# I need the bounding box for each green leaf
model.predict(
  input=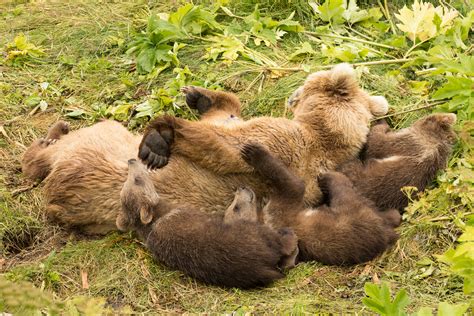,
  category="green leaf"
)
[432,77,473,100]
[136,47,157,73]
[311,0,345,24]
[415,307,433,316]
[343,0,369,24]
[437,302,470,316]
[169,3,221,34]
[391,289,410,313]
[438,55,474,77]
[458,226,474,242]
[65,109,85,118]
[24,95,42,107]
[362,298,386,315]
[289,42,316,60]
